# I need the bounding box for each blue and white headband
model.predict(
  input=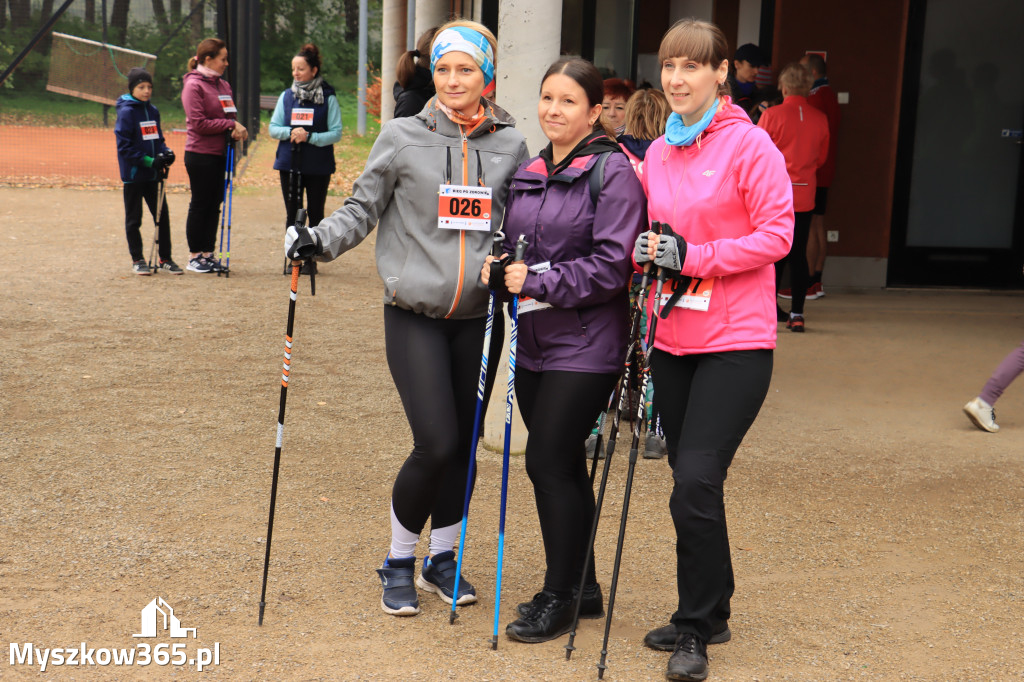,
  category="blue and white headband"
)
[430,26,495,87]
